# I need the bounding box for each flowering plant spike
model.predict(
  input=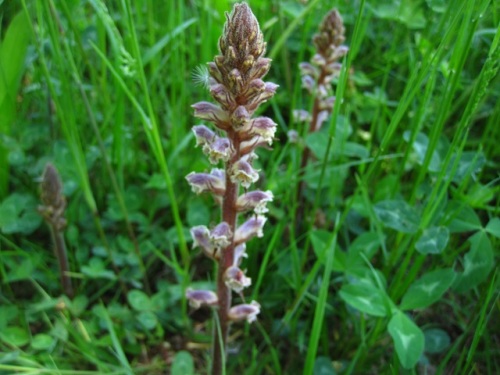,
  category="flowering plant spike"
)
[185,3,277,373]
[294,9,348,220]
